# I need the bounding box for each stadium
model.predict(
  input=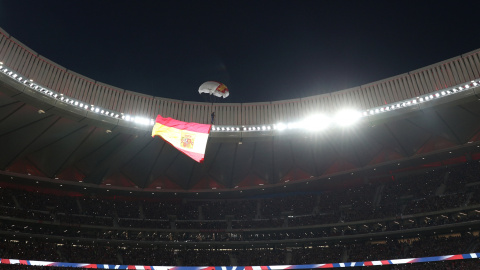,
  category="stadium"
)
[1,20,480,270]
